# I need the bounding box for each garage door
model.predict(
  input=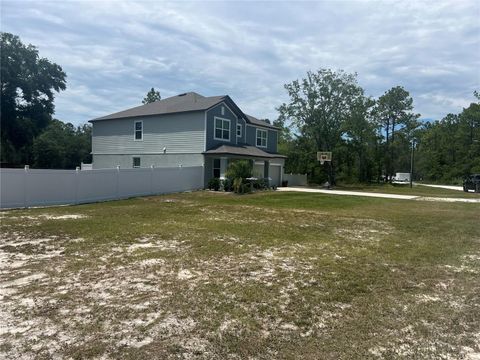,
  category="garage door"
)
[269,165,281,187]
